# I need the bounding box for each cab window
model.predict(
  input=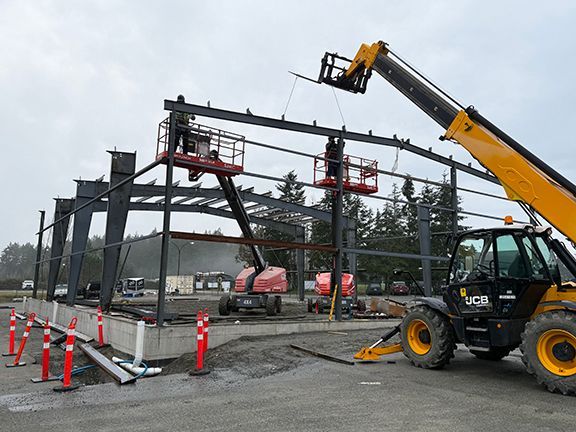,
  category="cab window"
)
[496,234,528,278]
[451,233,494,283]
[521,236,549,280]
